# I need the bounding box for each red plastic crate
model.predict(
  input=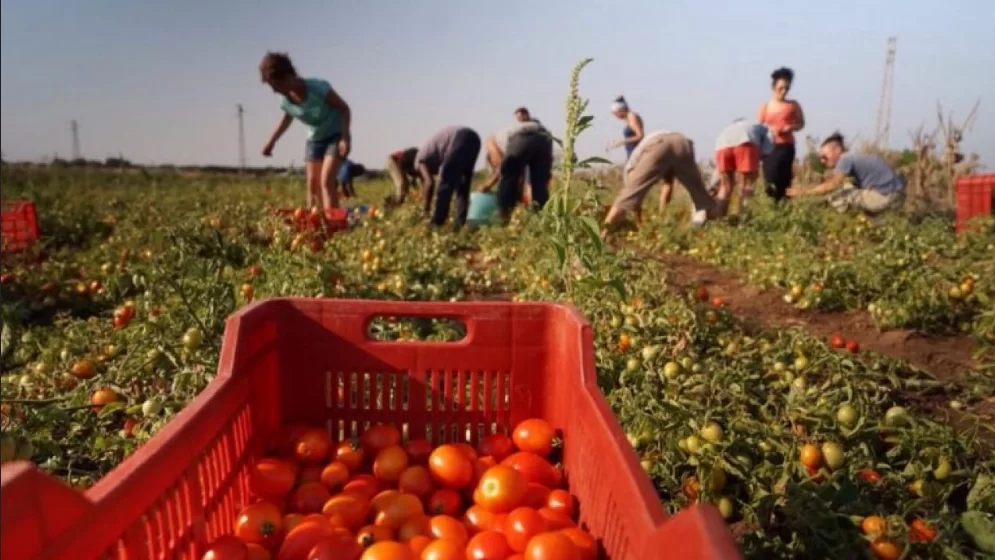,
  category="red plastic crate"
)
[0,299,740,560]
[1,200,39,253]
[274,207,348,236]
[955,173,995,232]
